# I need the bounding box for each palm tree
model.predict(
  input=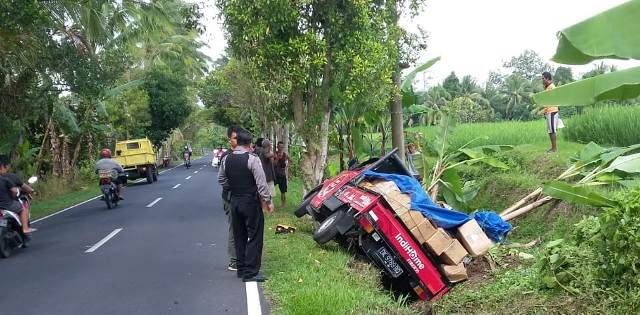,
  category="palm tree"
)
[500,74,531,119]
